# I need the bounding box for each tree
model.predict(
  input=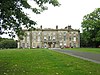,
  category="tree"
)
[80,33,86,47]
[0,0,60,39]
[0,38,17,49]
[81,8,100,47]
